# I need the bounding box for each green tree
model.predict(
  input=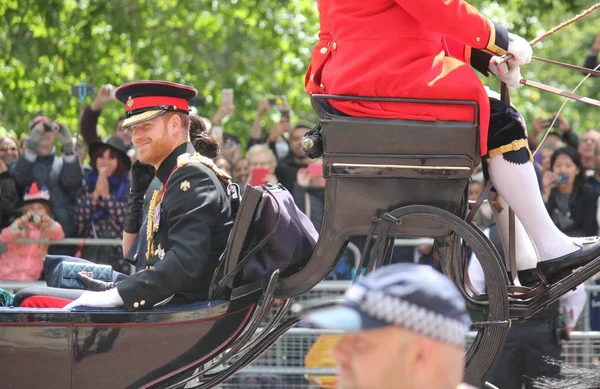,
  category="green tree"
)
[0,0,598,146]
